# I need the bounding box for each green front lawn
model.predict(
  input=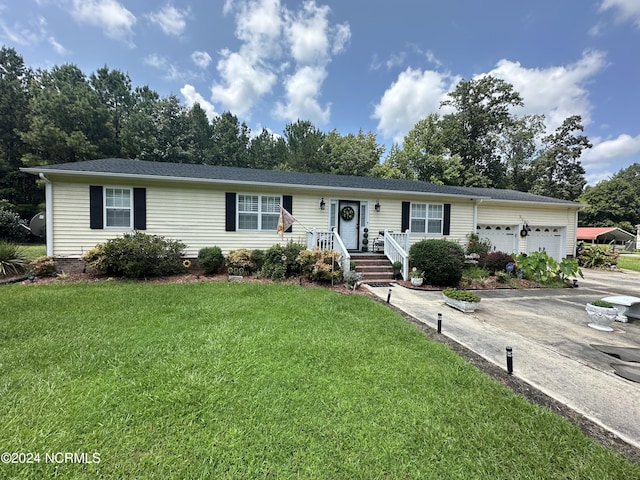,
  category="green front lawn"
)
[19,244,46,261]
[617,254,640,272]
[1,282,638,478]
